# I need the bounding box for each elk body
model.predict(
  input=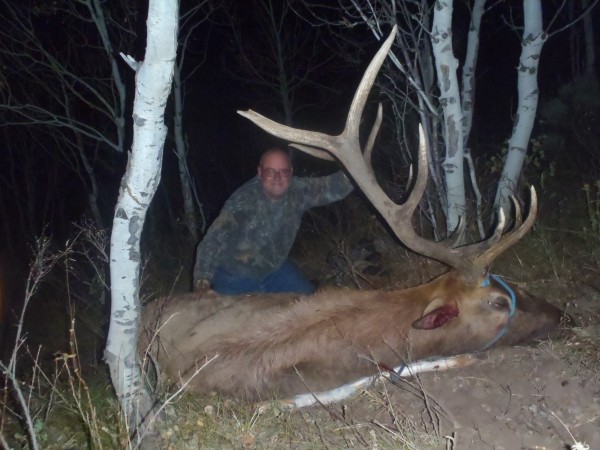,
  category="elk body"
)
[141,272,562,400]
[141,27,564,402]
